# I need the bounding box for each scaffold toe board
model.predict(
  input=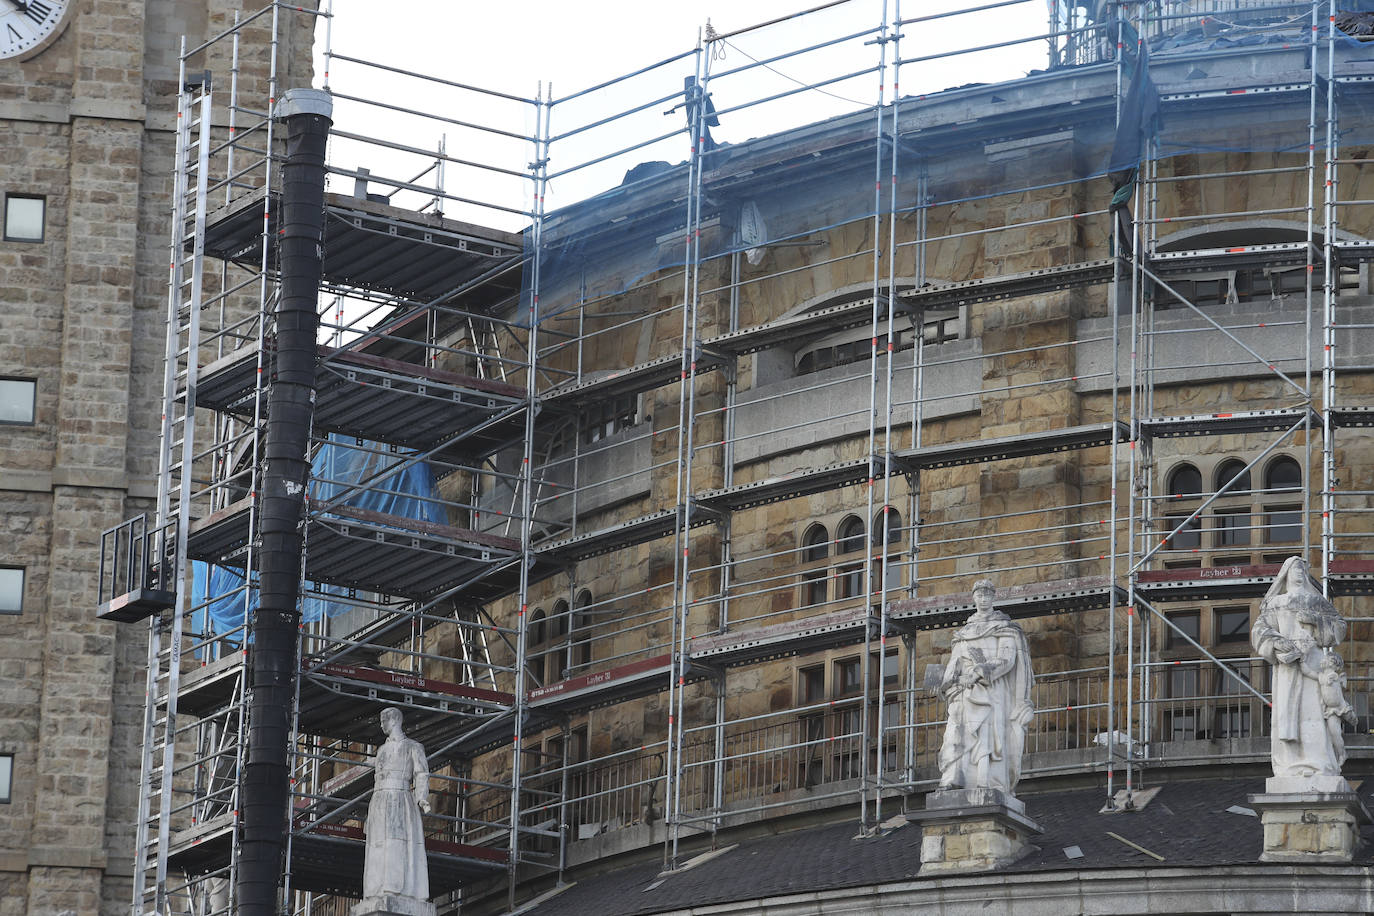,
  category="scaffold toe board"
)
[195,342,527,453]
[889,576,1121,630]
[528,654,674,715]
[1137,560,1374,601]
[199,189,524,301]
[1134,562,1281,601]
[1139,407,1319,438]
